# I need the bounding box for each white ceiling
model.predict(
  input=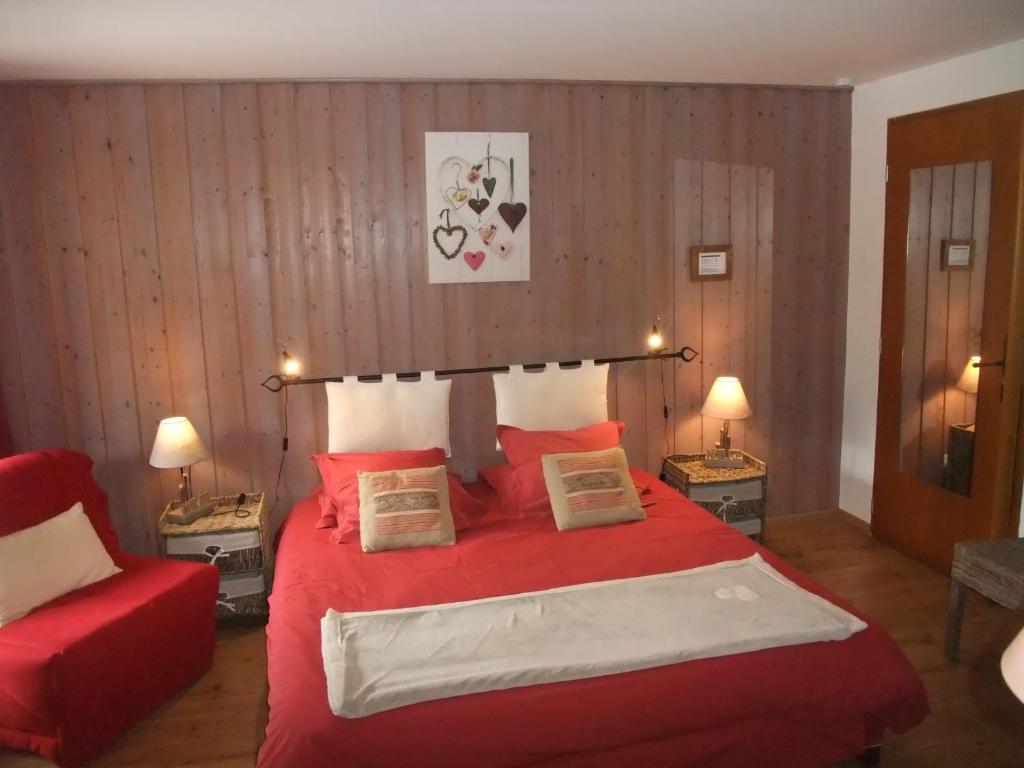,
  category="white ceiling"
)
[1,0,1023,86]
